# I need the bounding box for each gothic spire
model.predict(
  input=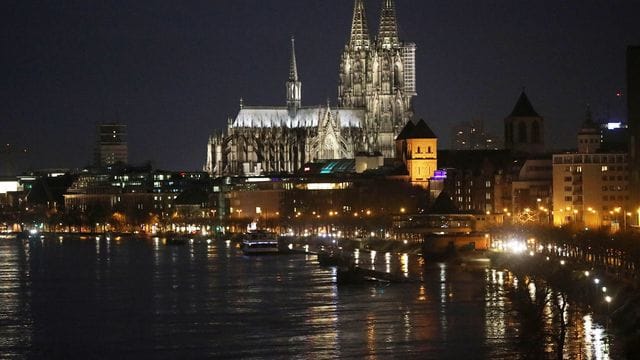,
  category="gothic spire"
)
[378,0,399,49]
[349,0,370,50]
[289,36,298,81]
[286,37,301,116]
